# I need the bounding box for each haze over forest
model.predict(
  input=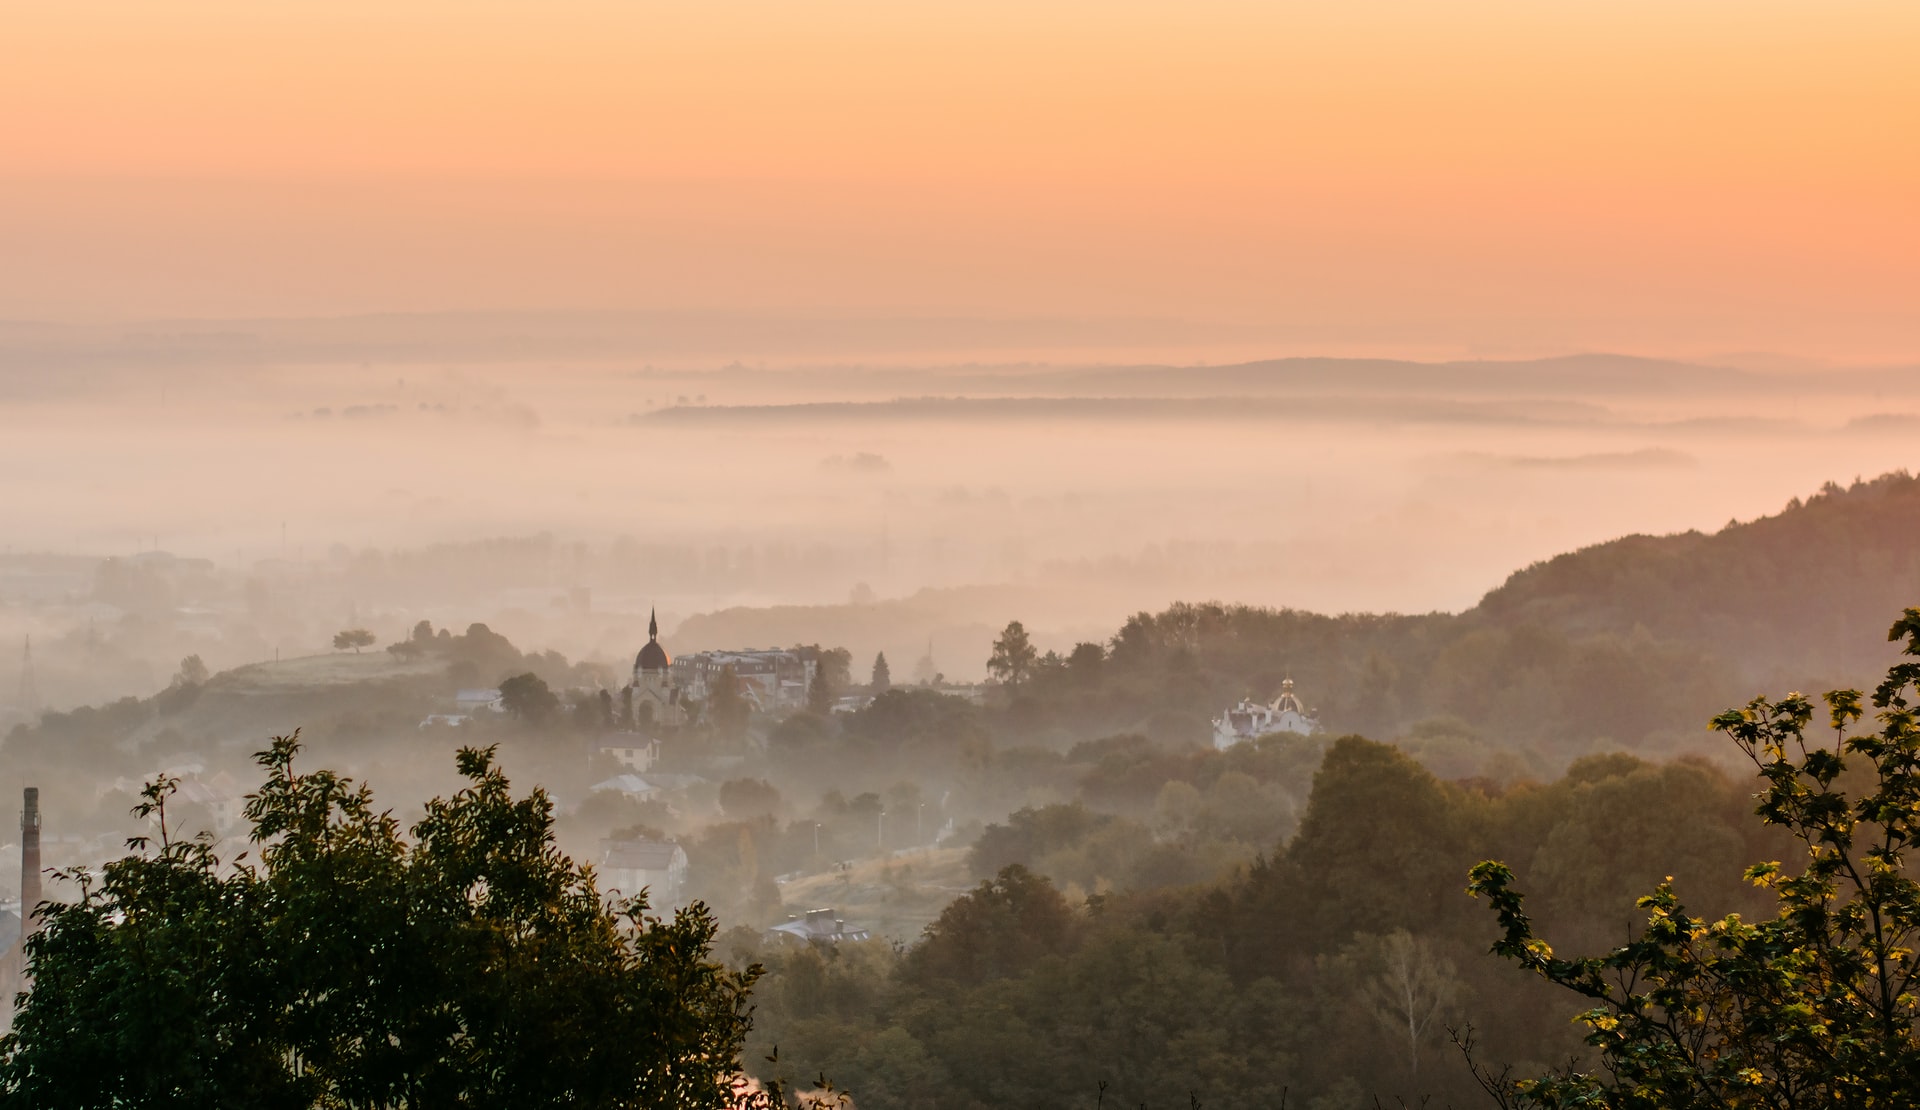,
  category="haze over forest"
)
[6,322,1920,711]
